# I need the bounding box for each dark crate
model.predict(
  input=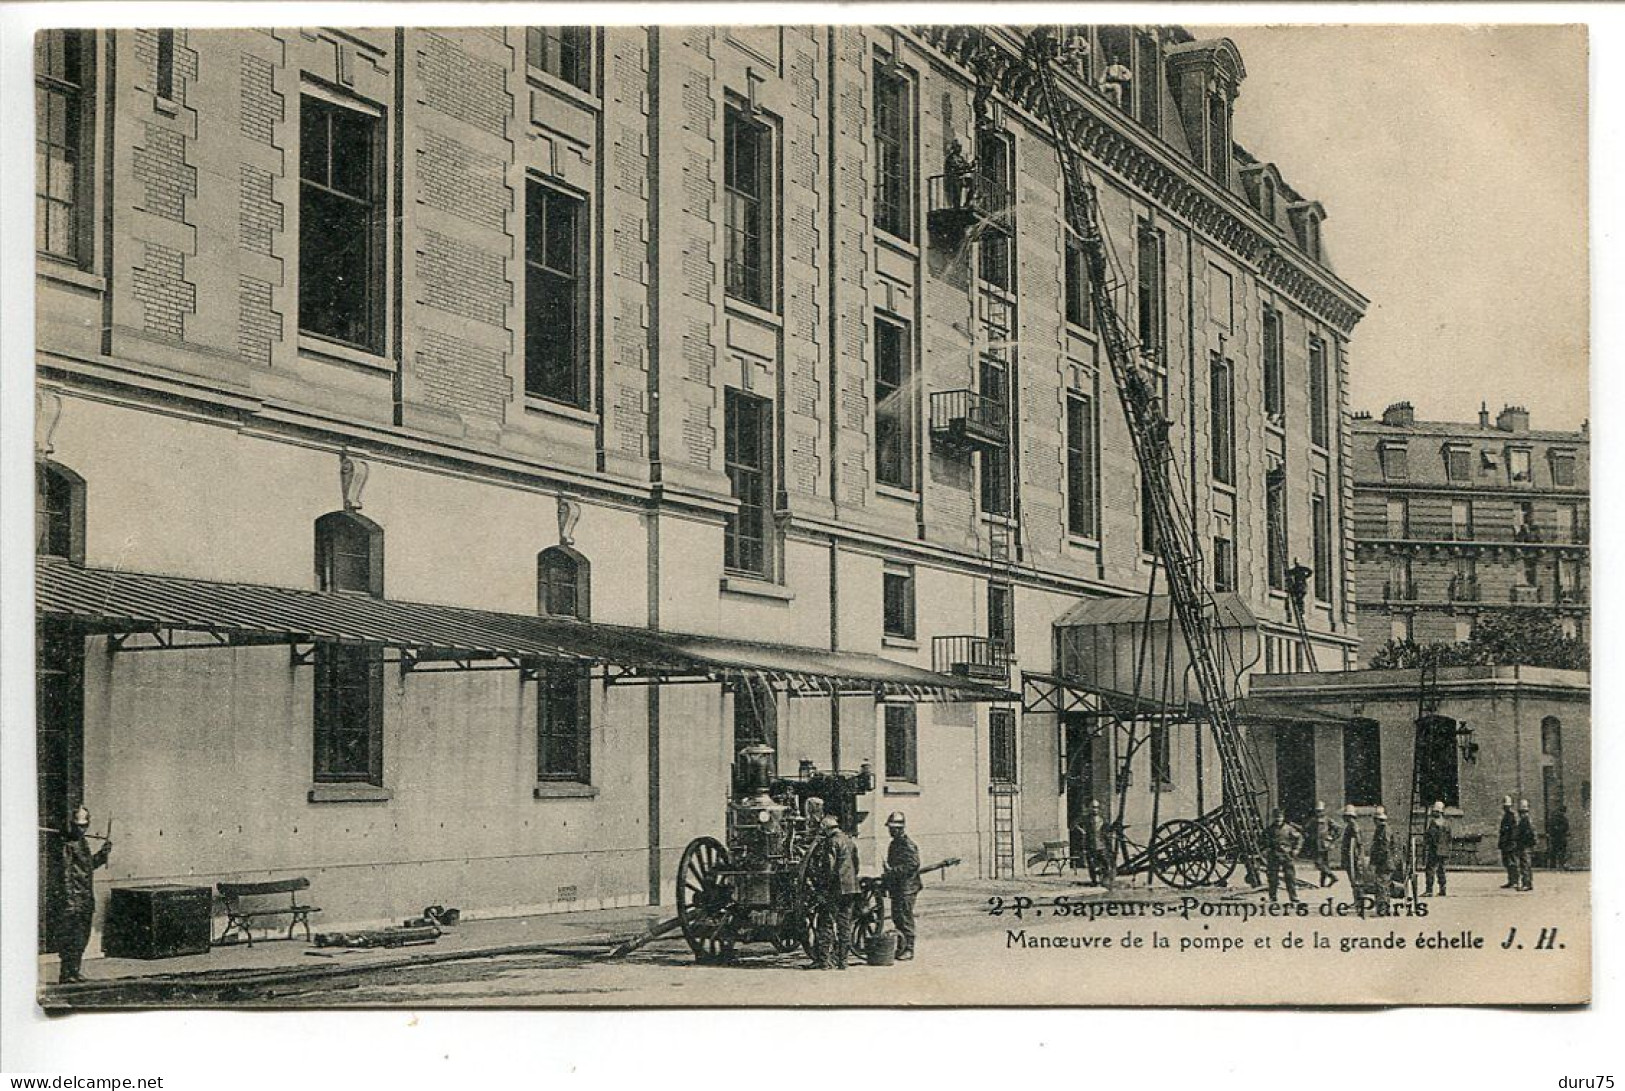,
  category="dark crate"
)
[102,884,212,959]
